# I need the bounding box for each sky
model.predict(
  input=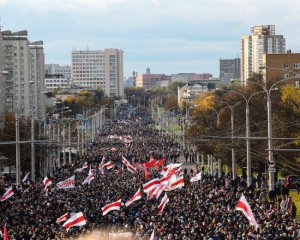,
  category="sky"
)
[1,0,300,78]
